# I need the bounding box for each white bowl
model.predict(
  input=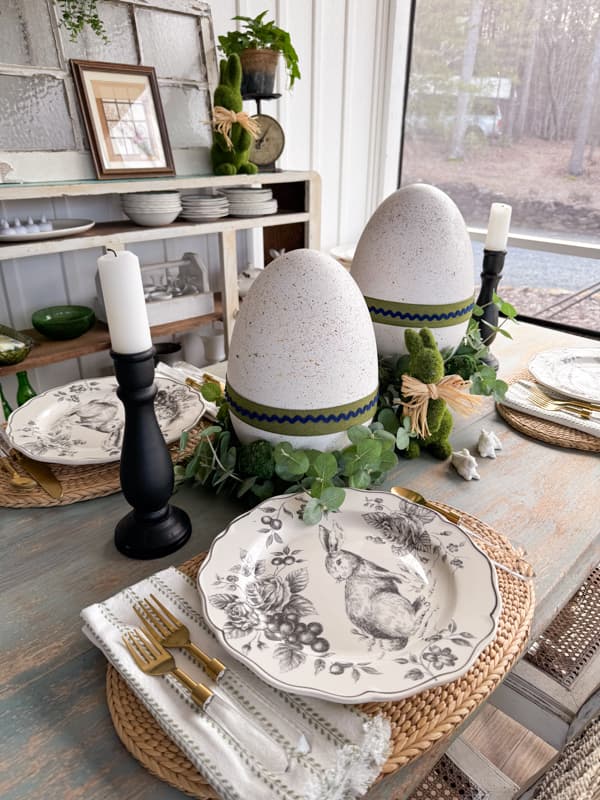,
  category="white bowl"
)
[123,209,181,226]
